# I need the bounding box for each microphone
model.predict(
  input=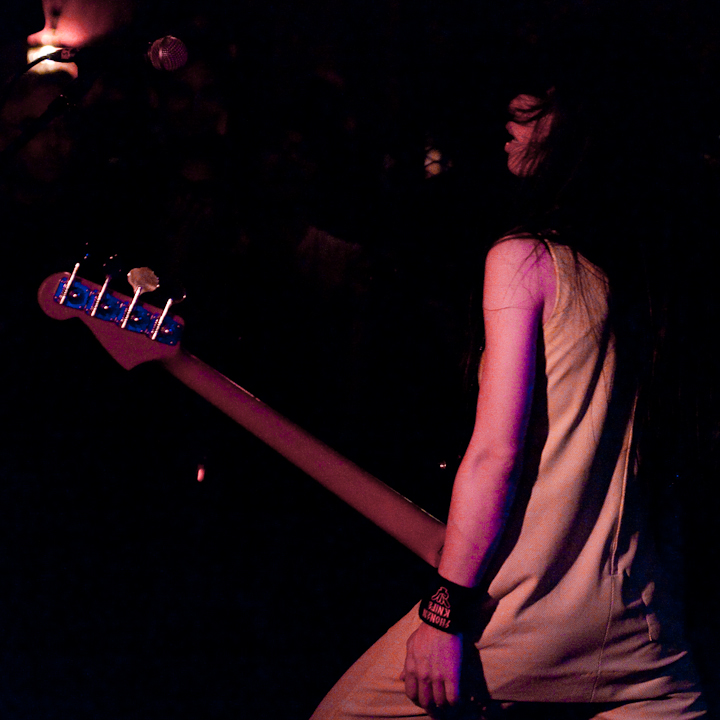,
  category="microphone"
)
[44,35,188,72]
[147,36,189,72]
